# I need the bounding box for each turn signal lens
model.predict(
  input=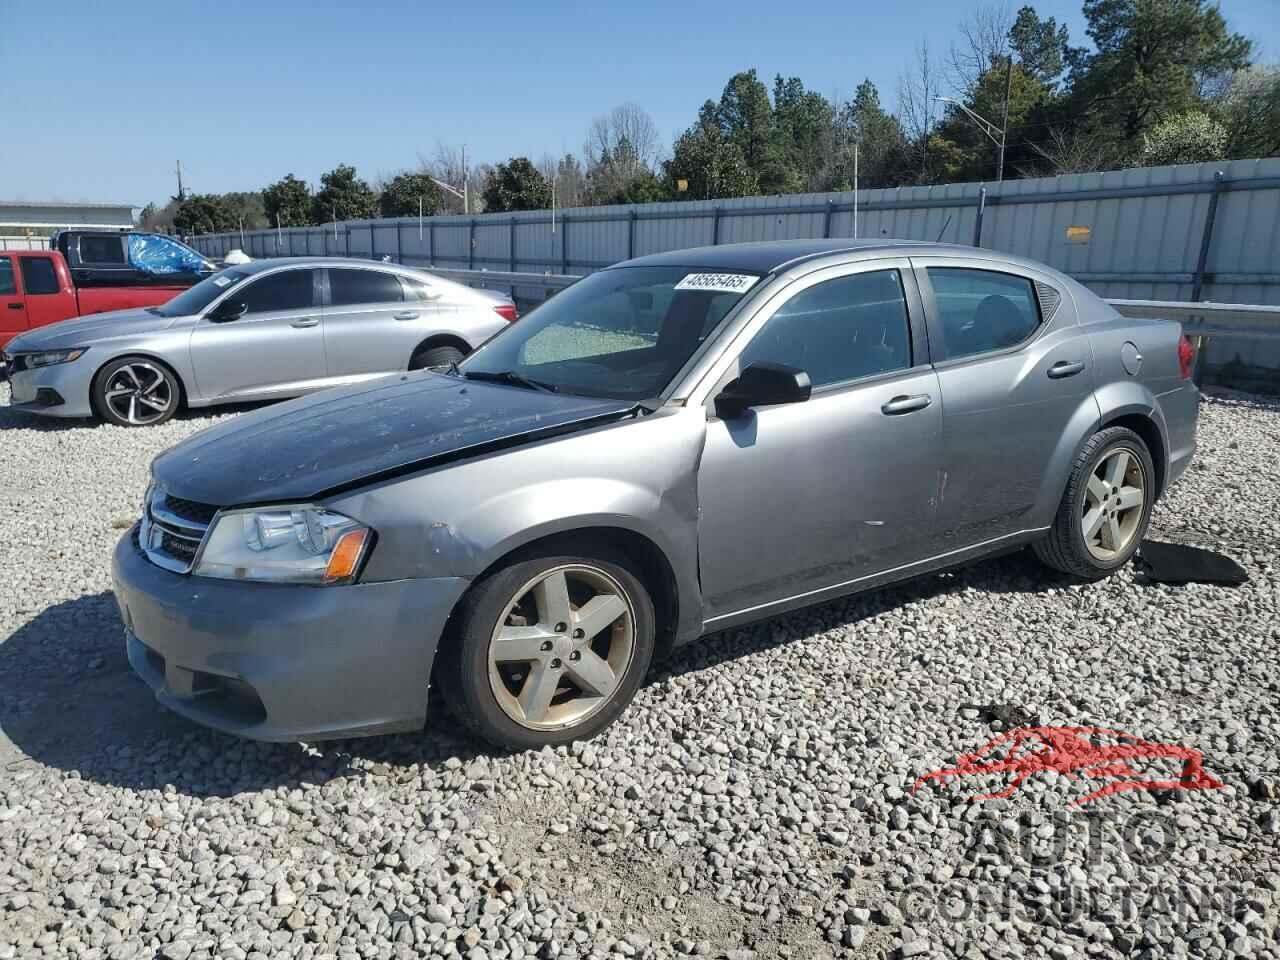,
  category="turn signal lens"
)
[324,528,371,583]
